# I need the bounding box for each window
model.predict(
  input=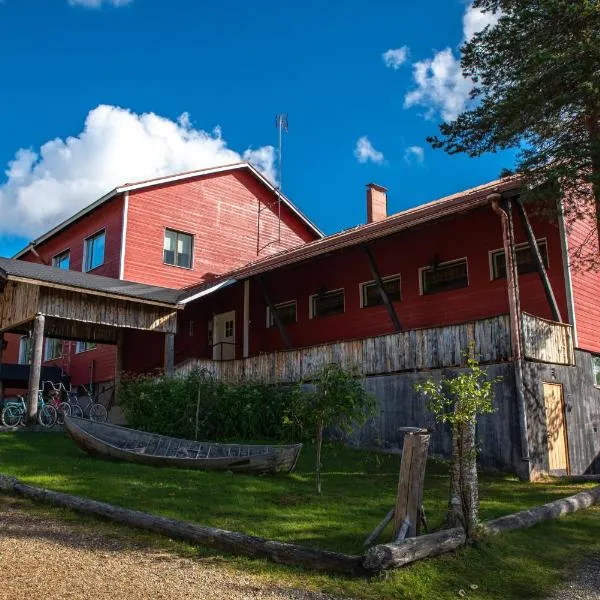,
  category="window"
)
[421,258,469,295]
[225,319,234,338]
[52,250,70,270]
[592,356,600,387]
[361,275,401,308]
[75,341,97,354]
[310,289,345,319]
[164,229,193,269]
[84,230,105,272]
[44,338,63,361]
[490,239,549,280]
[267,300,297,328]
[18,336,31,365]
